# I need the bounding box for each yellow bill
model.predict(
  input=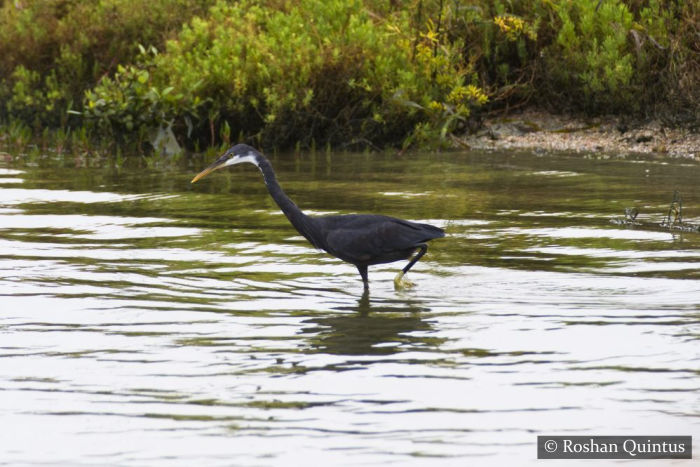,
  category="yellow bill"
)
[191,159,225,183]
